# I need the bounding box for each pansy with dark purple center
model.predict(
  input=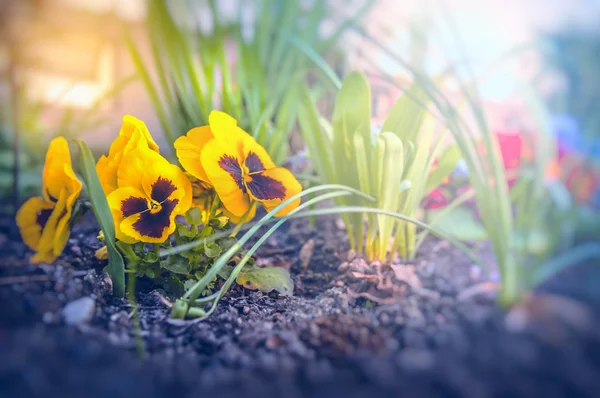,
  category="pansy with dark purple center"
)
[107,147,192,243]
[16,137,82,264]
[194,111,302,219]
